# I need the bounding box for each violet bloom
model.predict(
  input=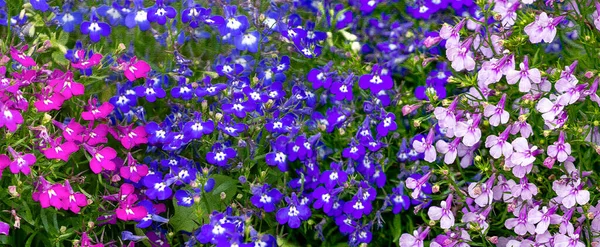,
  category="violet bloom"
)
[433,97,459,129]
[505,206,538,235]
[358,65,393,94]
[376,112,397,138]
[436,137,461,164]
[413,128,436,163]
[529,205,560,234]
[251,184,283,213]
[80,14,111,43]
[147,0,176,25]
[405,171,432,199]
[484,94,510,126]
[143,174,173,200]
[7,146,35,175]
[9,47,36,67]
[524,12,564,44]
[62,180,88,213]
[468,174,495,207]
[428,194,455,229]
[506,56,541,92]
[547,131,571,162]
[0,221,8,235]
[554,179,590,209]
[455,114,482,147]
[511,177,538,200]
[206,144,237,167]
[446,37,475,71]
[276,193,311,228]
[554,227,585,247]
[390,186,410,214]
[508,137,539,178]
[439,19,465,48]
[399,226,430,247]
[485,127,513,159]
